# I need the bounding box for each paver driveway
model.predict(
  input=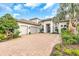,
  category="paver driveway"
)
[0,33,61,56]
